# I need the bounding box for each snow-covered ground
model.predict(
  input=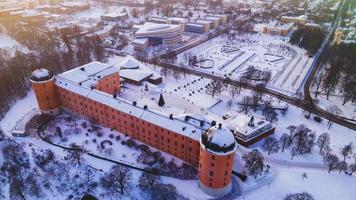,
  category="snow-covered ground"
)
[175,32,313,96]
[316,94,356,121]
[240,165,356,200]
[0,90,37,134]
[0,34,29,54]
